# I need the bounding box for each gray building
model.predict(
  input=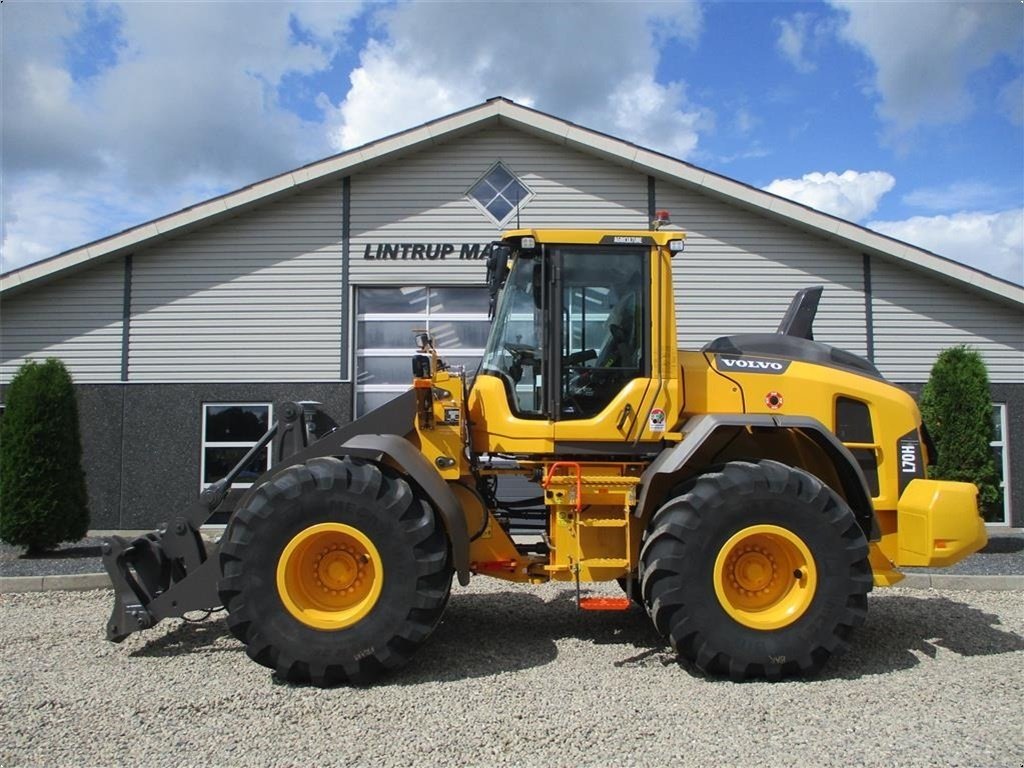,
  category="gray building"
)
[2,98,1022,528]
